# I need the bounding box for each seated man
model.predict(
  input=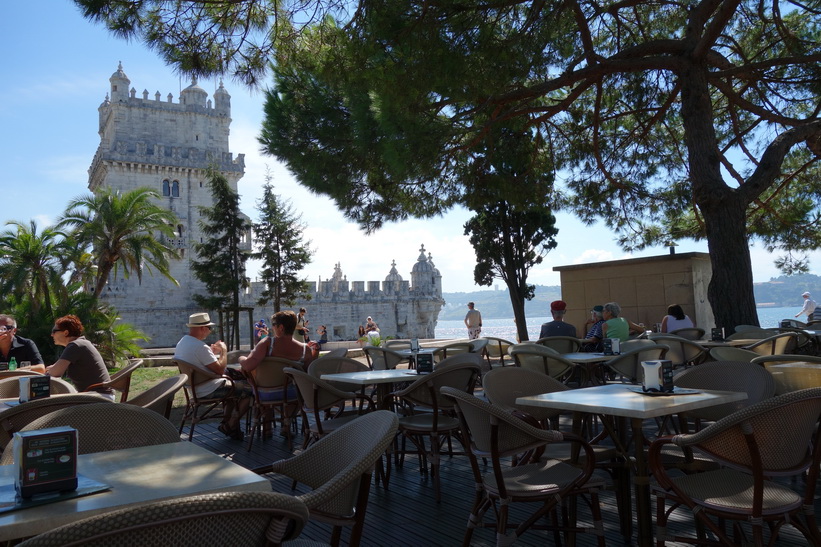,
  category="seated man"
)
[539,300,577,339]
[174,312,251,441]
[0,314,45,370]
[580,305,606,352]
